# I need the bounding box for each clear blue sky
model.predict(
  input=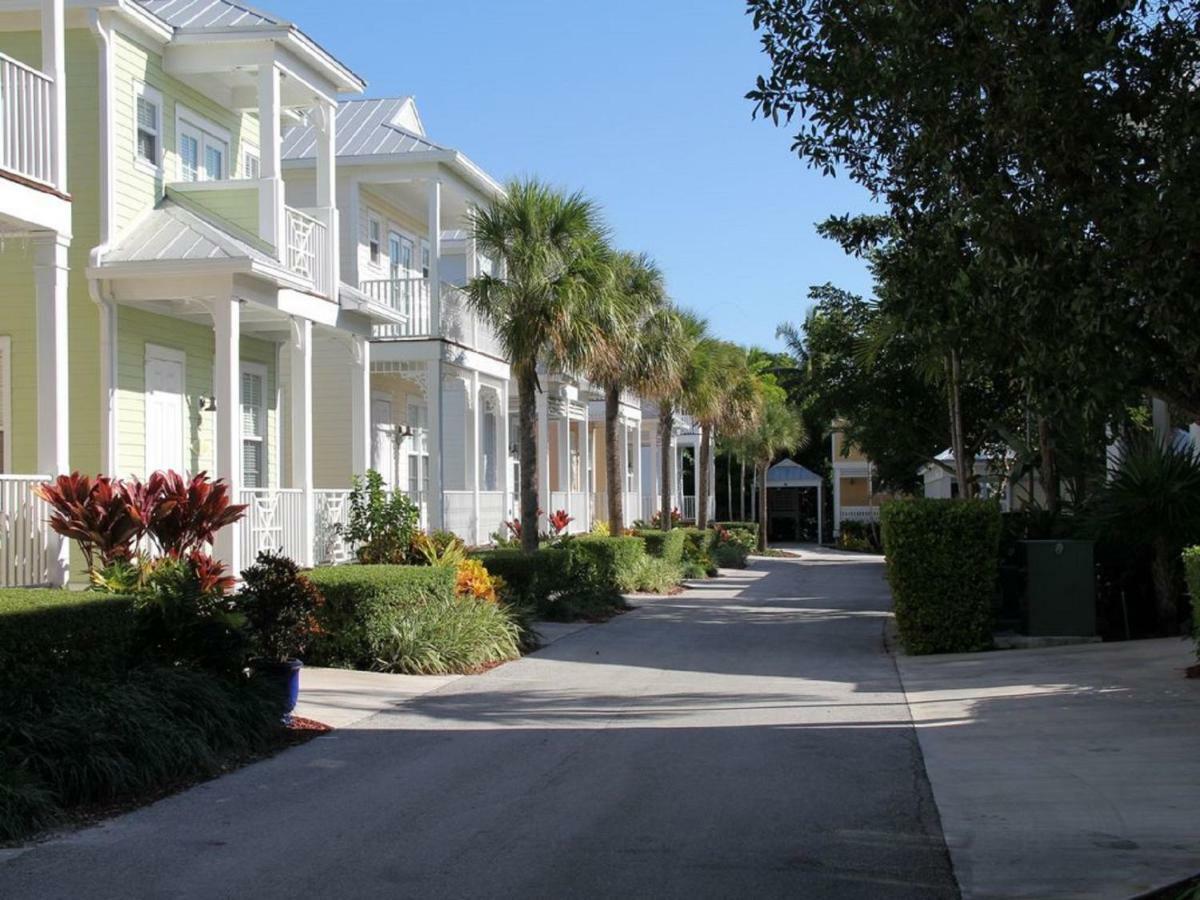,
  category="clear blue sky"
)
[282,0,877,351]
